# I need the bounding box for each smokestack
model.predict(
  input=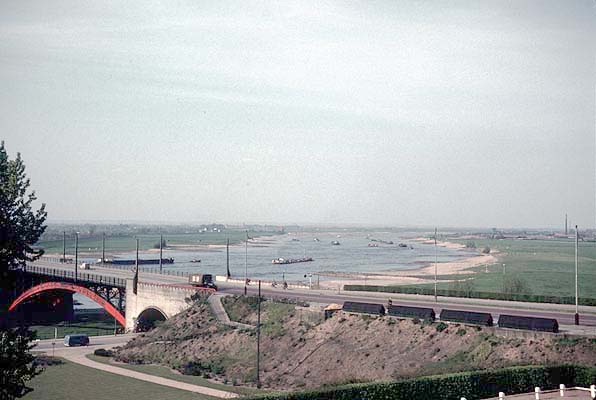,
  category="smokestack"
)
[565,213,568,236]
